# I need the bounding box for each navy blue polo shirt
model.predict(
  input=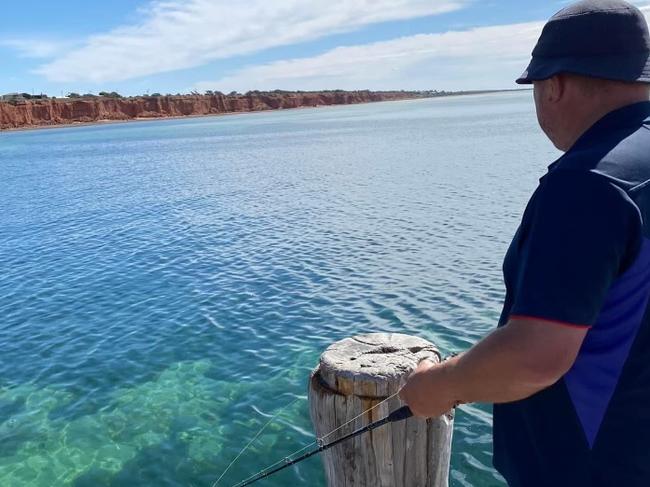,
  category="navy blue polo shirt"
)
[494,101,650,487]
